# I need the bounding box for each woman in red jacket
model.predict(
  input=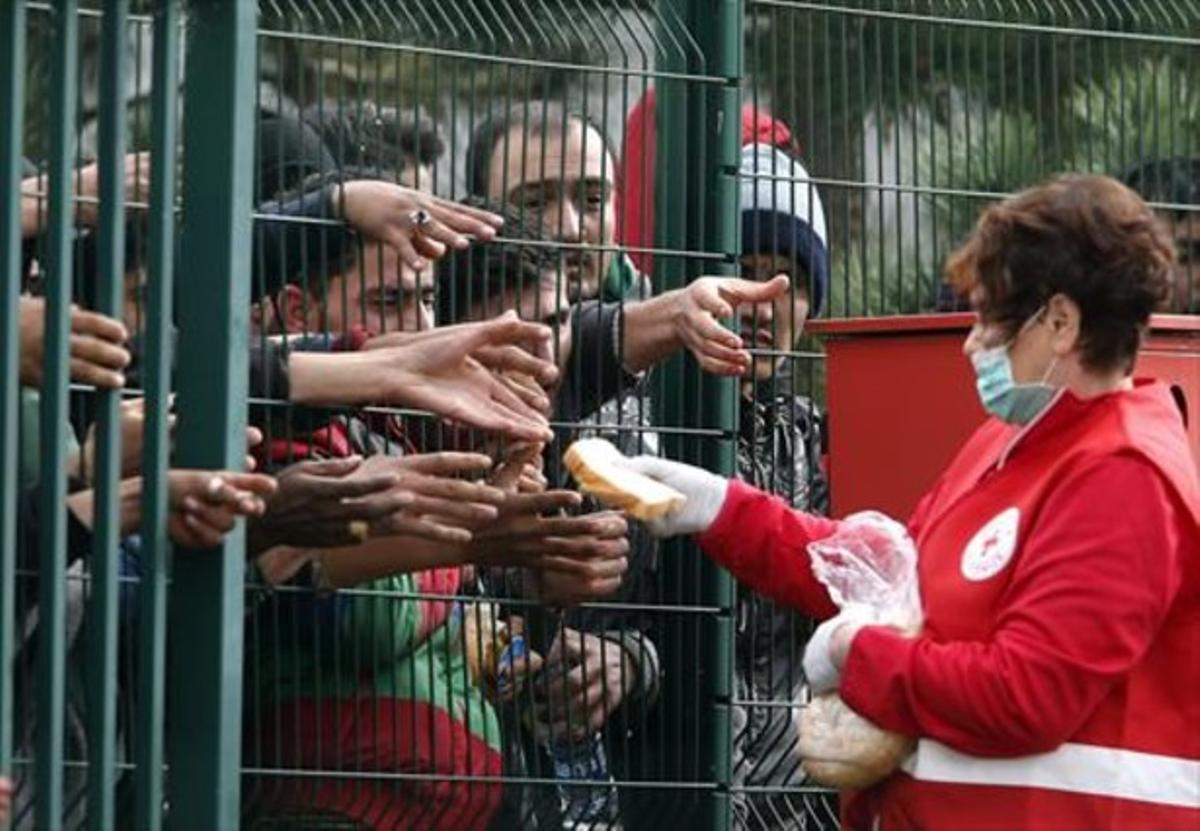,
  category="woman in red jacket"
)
[620,175,1200,830]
